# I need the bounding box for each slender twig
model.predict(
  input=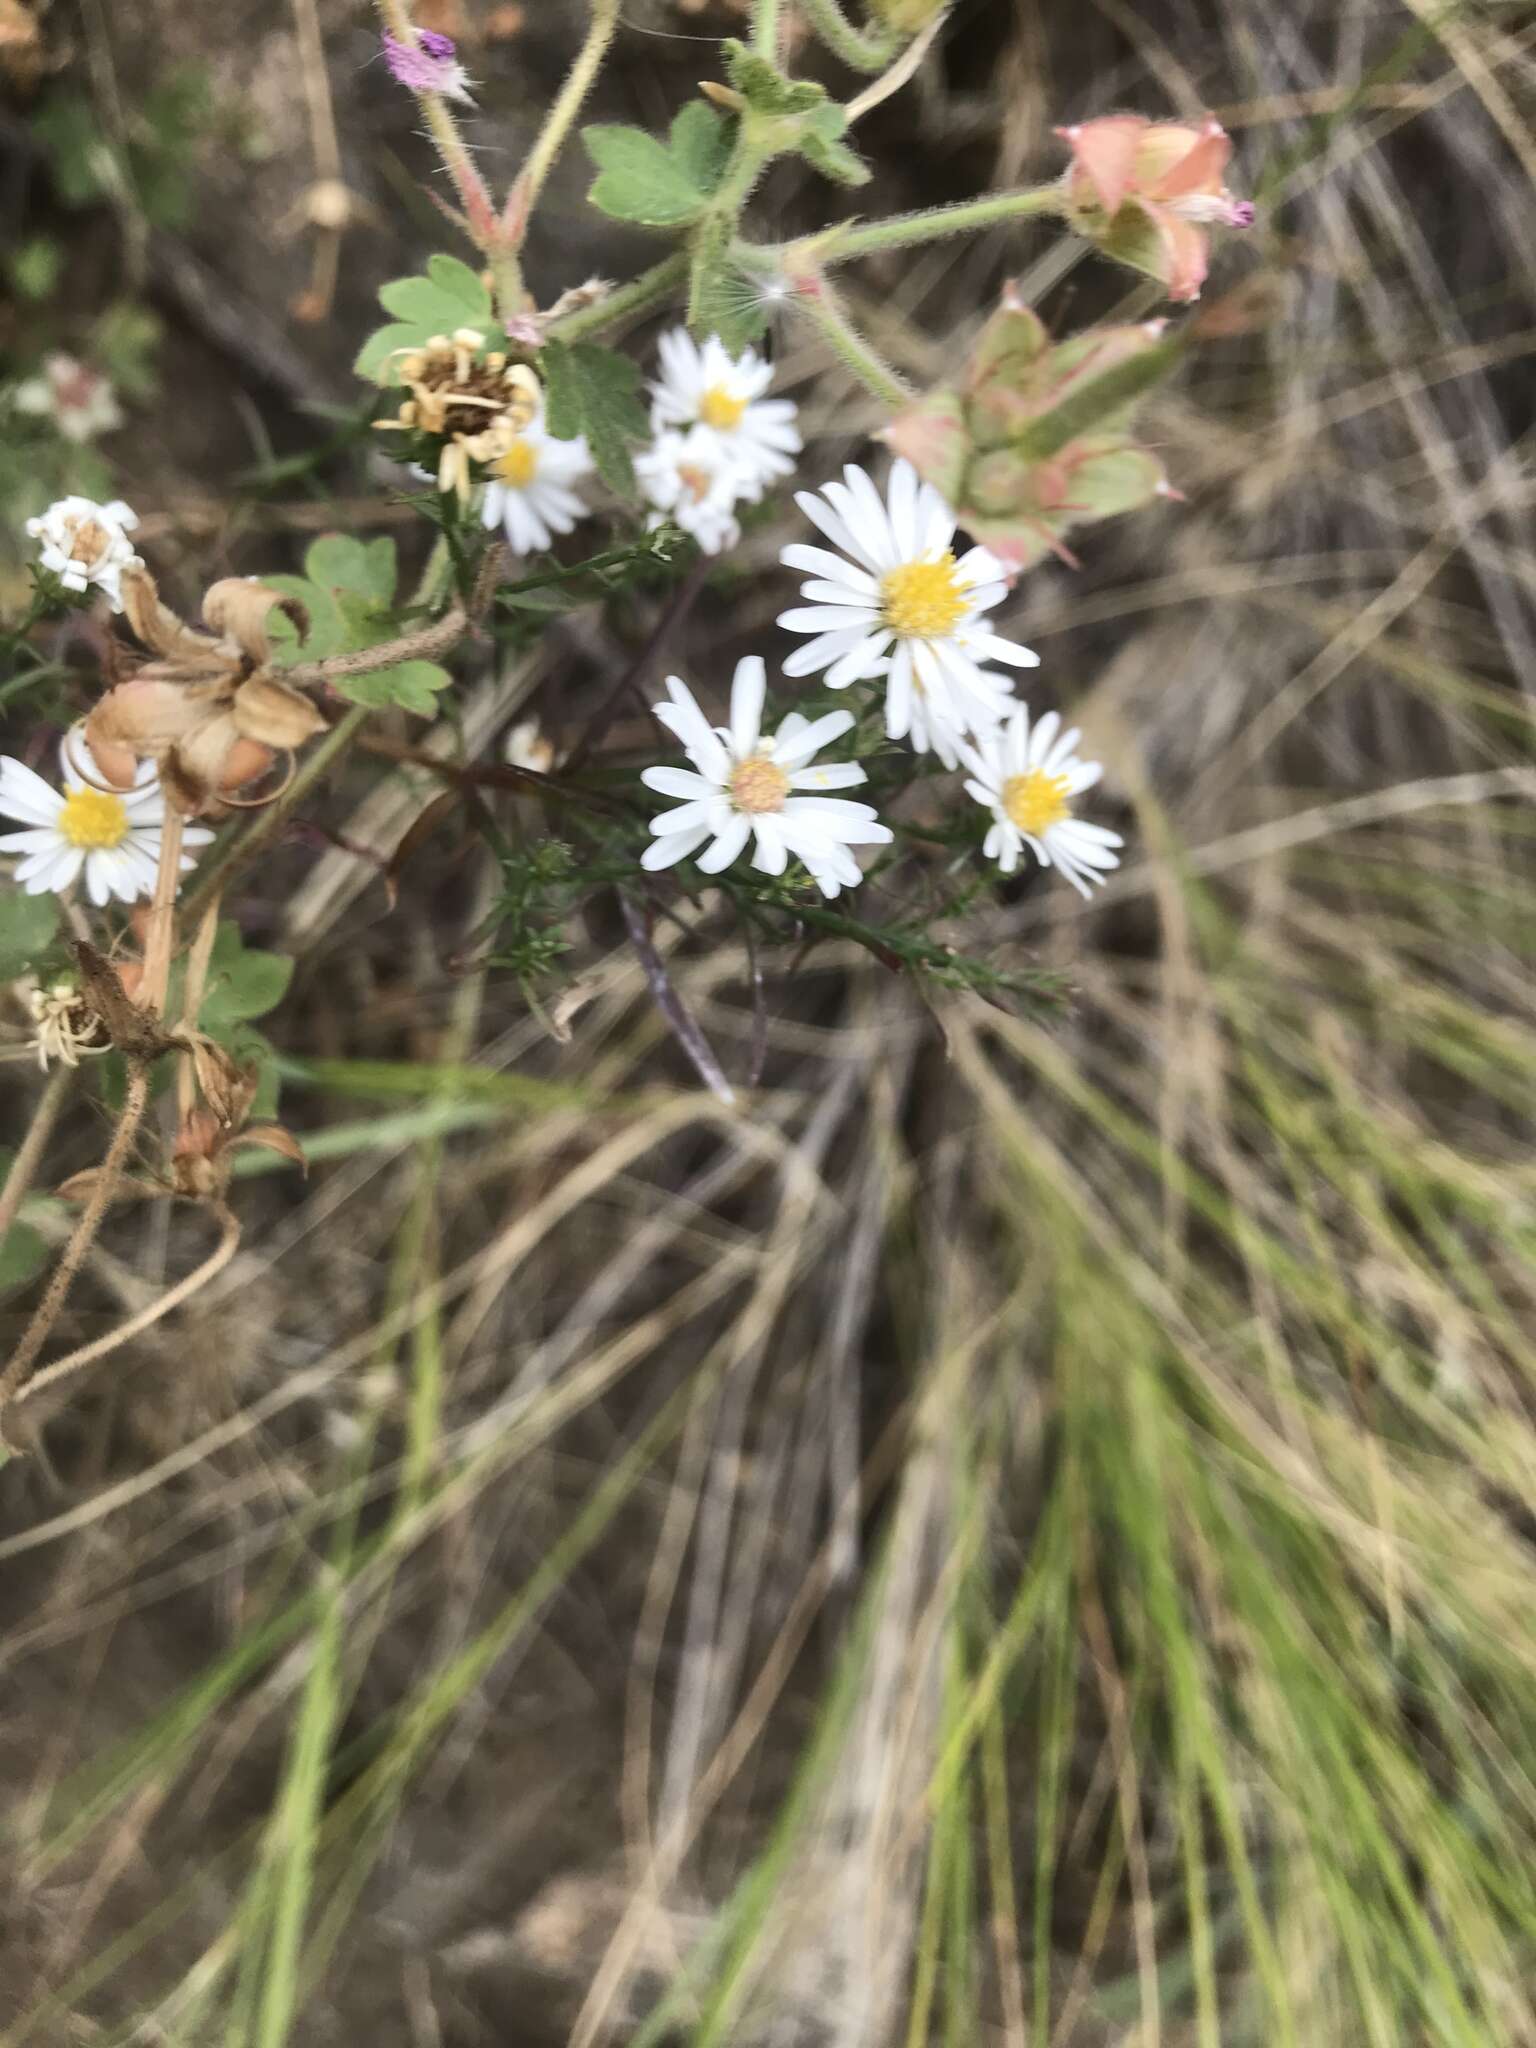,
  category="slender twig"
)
[176,893,223,1123]
[139,810,185,1017]
[178,704,373,921]
[7,1203,241,1418]
[845,10,947,123]
[564,558,710,775]
[511,0,621,229]
[356,734,635,818]
[0,1065,73,1251]
[0,1059,152,1429]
